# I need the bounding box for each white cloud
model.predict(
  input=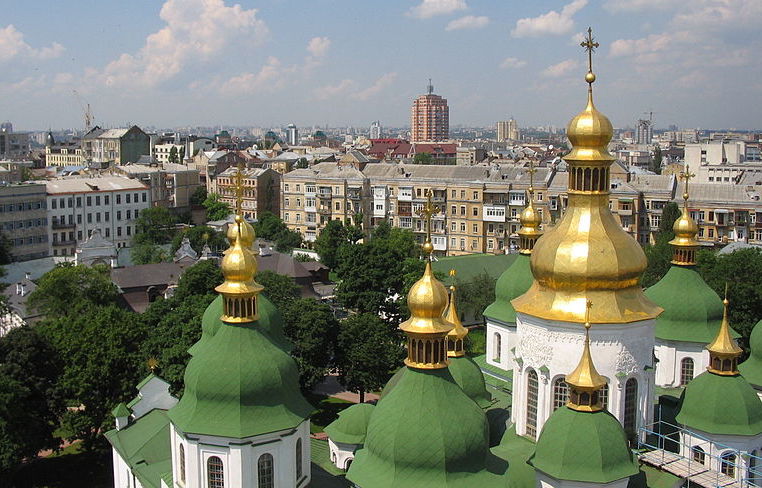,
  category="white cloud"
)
[541,59,577,78]
[604,0,683,12]
[220,57,282,95]
[609,33,673,58]
[409,0,467,19]
[307,37,331,58]
[500,57,527,69]
[446,15,489,31]
[0,25,64,62]
[100,0,268,88]
[351,72,398,100]
[314,79,356,100]
[511,0,587,38]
